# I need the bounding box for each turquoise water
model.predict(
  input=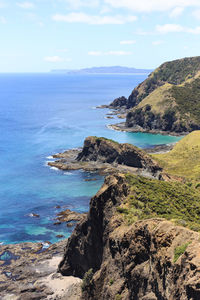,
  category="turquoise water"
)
[0,73,182,244]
